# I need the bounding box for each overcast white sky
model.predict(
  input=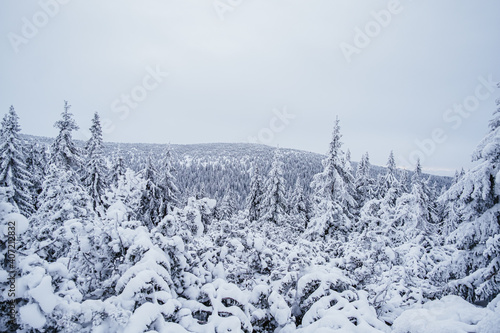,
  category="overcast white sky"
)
[1,0,500,176]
